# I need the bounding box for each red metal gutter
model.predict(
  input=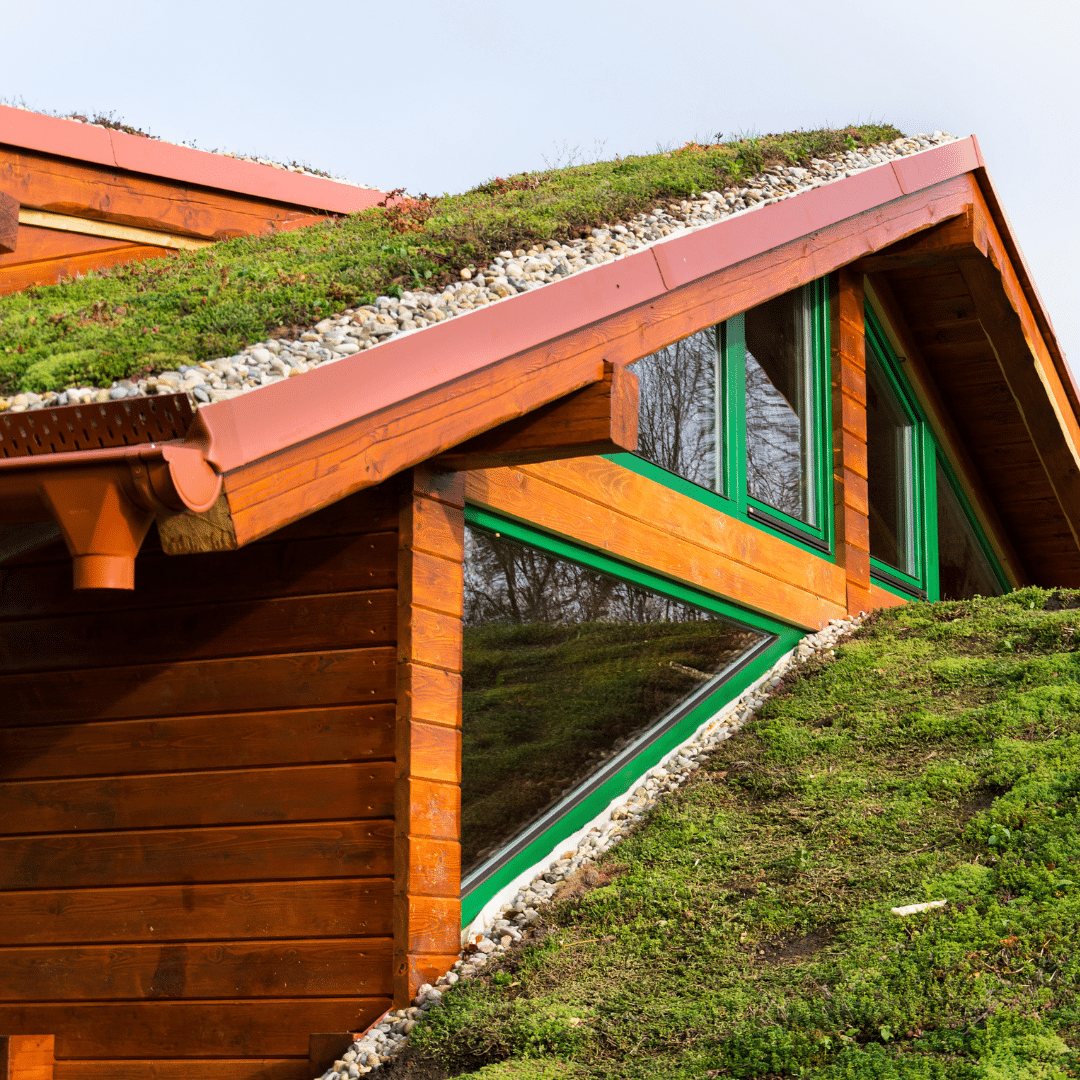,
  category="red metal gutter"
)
[0,104,385,214]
